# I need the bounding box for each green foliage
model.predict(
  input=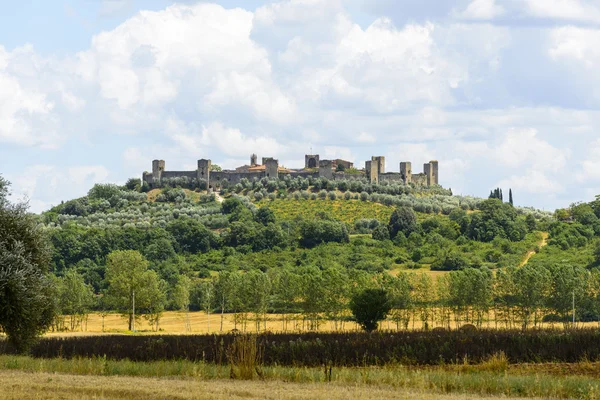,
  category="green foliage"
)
[388,207,418,239]
[166,218,218,254]
[371,225,390,241]
[0,180,57,352]
[255,207,276,225]
[104,250,166,331]
[125,178,142,192]
[56,269,94,331]
[468,199,527,242]
[350,288,391,332]
[299,220,349,248]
